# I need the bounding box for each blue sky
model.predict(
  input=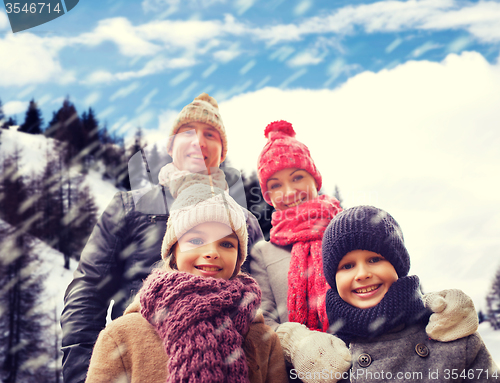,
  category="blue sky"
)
[1,0,500,132]
[2,0,500,311]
